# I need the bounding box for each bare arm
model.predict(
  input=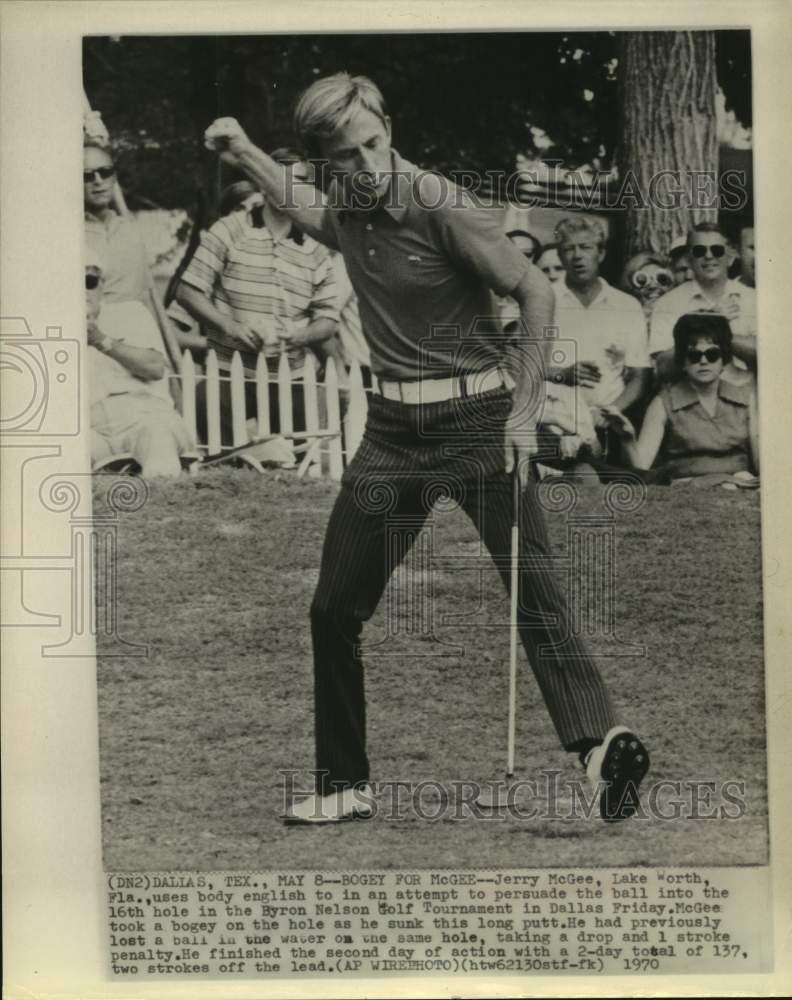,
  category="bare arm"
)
[731,333,757,369]
[623,393,667,470]
[88,321,165,382]
[611,366,652,414]
[278,316,338,349]
[176,282,229,335]
[204,118,329,243]
[176,282,263,353]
